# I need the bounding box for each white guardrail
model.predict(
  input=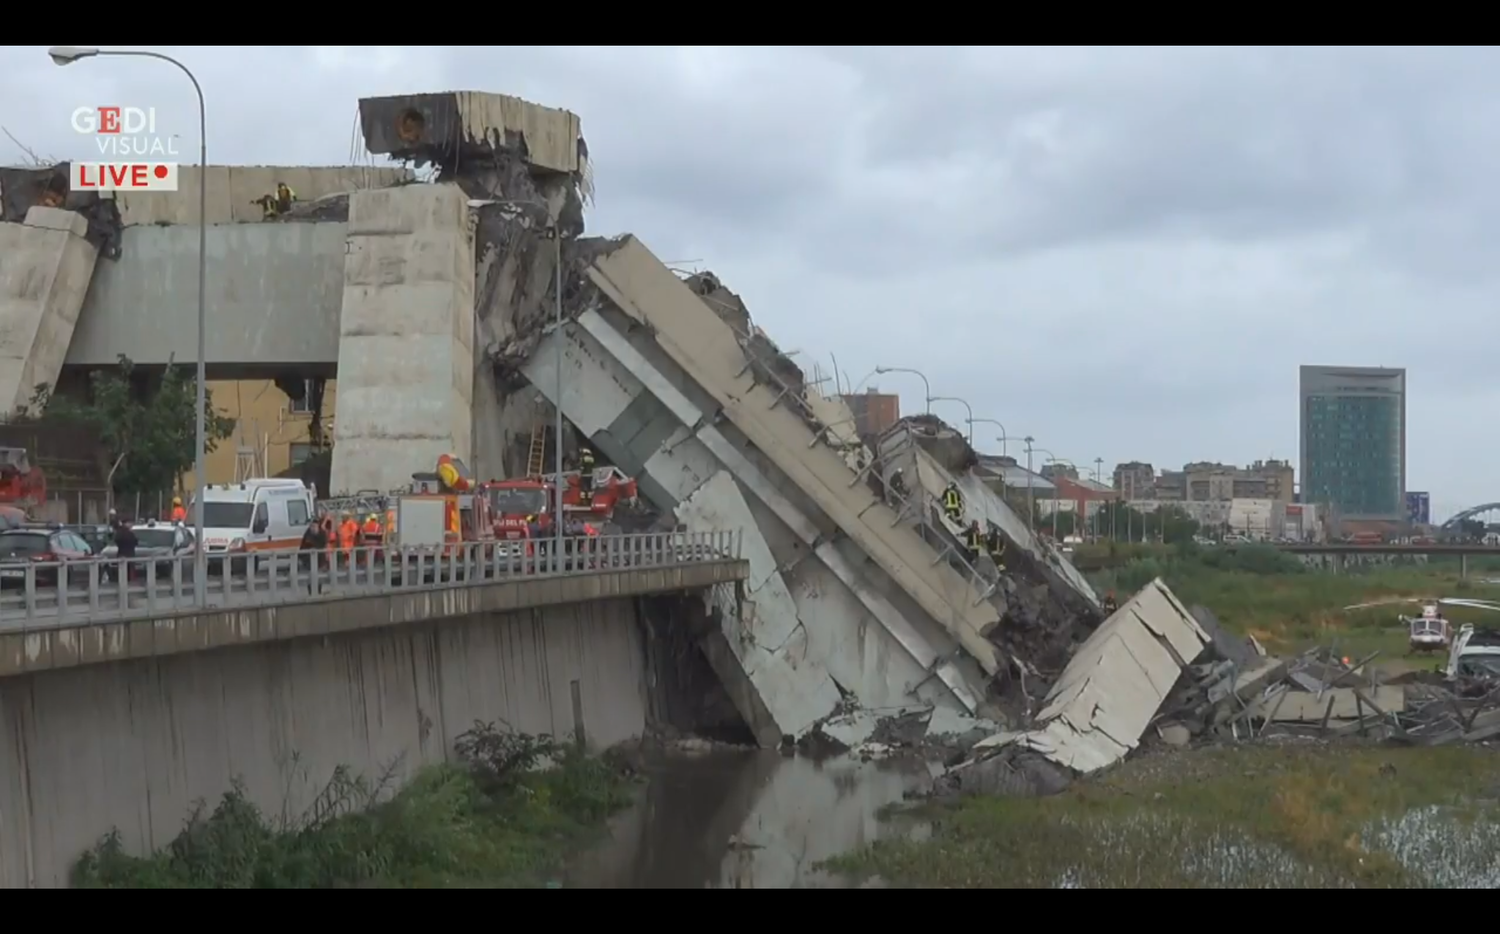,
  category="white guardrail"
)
[0,530,744,627]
